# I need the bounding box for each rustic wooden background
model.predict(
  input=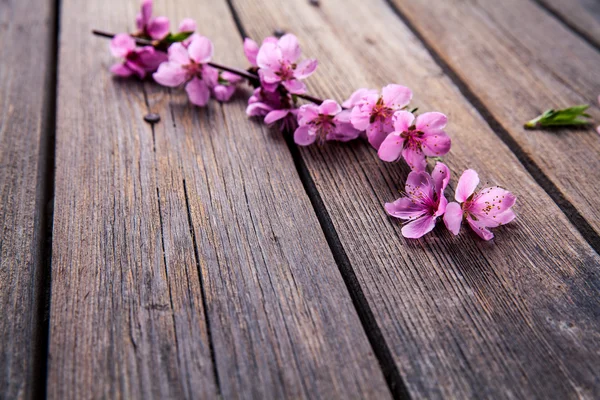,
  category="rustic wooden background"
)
[1,0,599,398]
